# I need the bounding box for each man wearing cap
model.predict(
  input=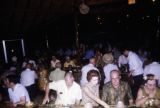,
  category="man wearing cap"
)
[103,52,118,84]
